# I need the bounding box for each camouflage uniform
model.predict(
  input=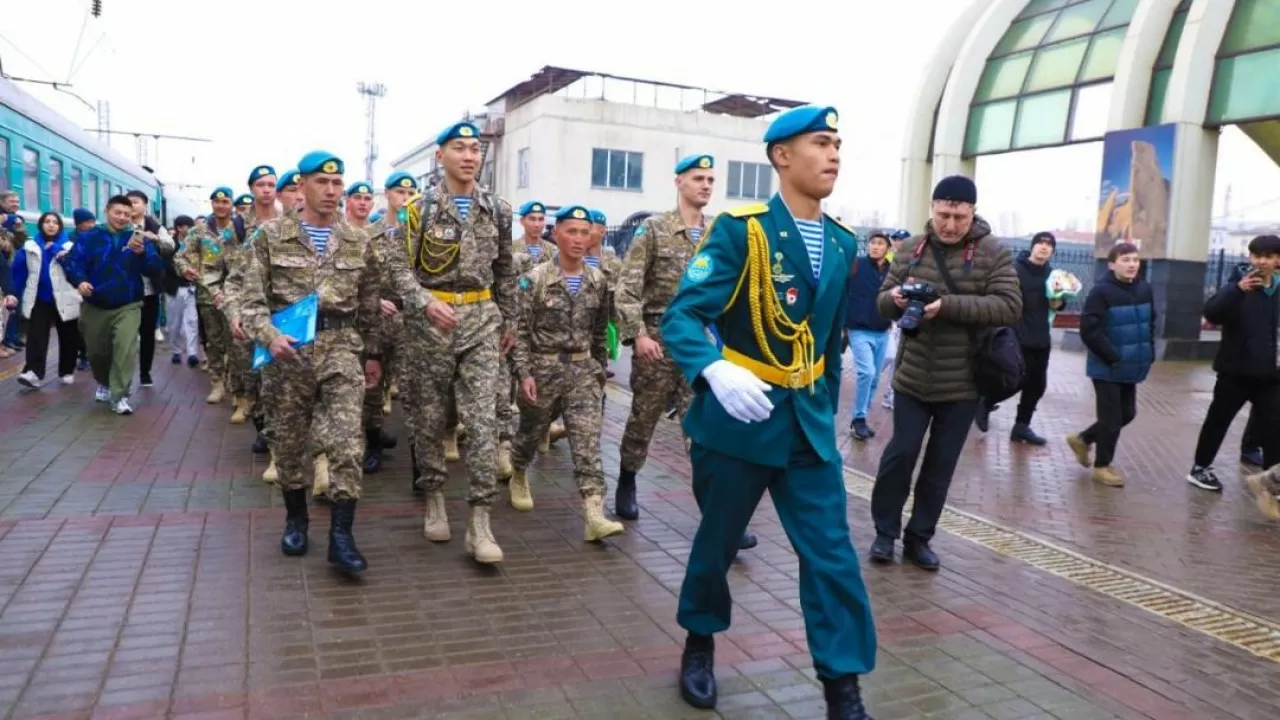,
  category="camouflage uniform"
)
[173,218,233,401]
[615,210,701,472]
[222,205,279,420]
